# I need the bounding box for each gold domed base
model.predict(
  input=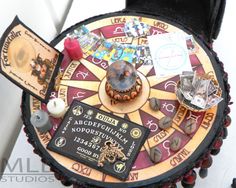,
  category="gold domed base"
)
[105,76,142,102]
